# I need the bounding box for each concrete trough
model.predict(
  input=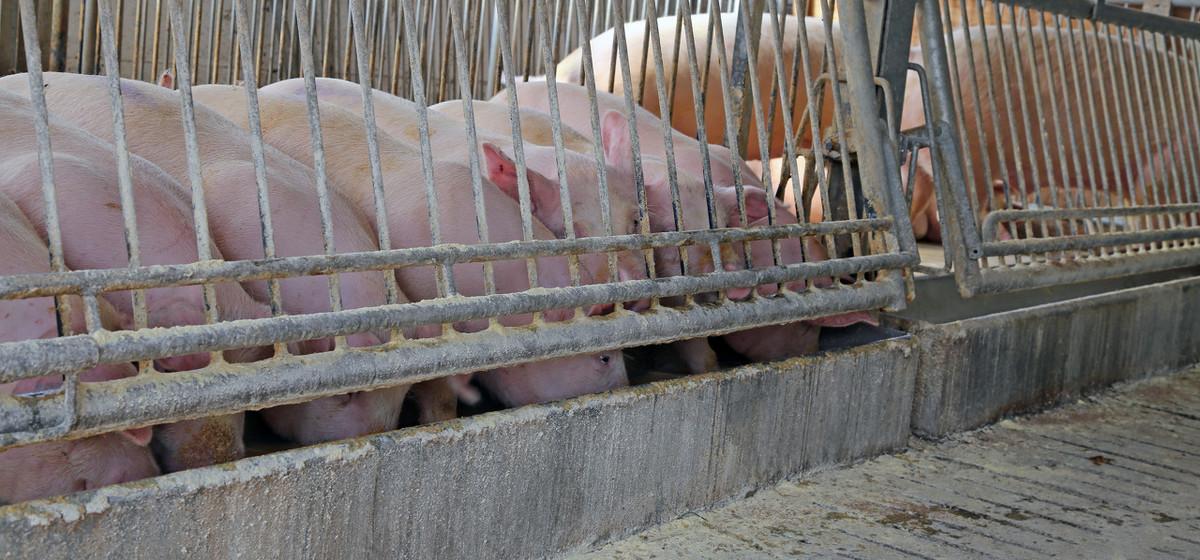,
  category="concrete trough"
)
[888,267,1200,438]
[0,327,914,559]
